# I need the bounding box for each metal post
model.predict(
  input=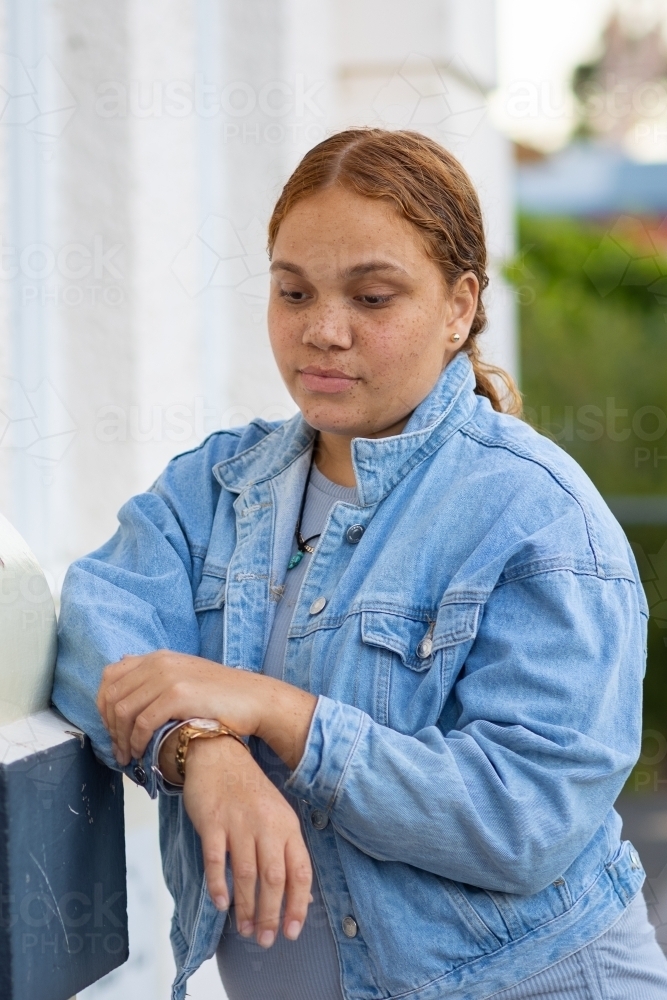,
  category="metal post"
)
[0,710,128,999]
